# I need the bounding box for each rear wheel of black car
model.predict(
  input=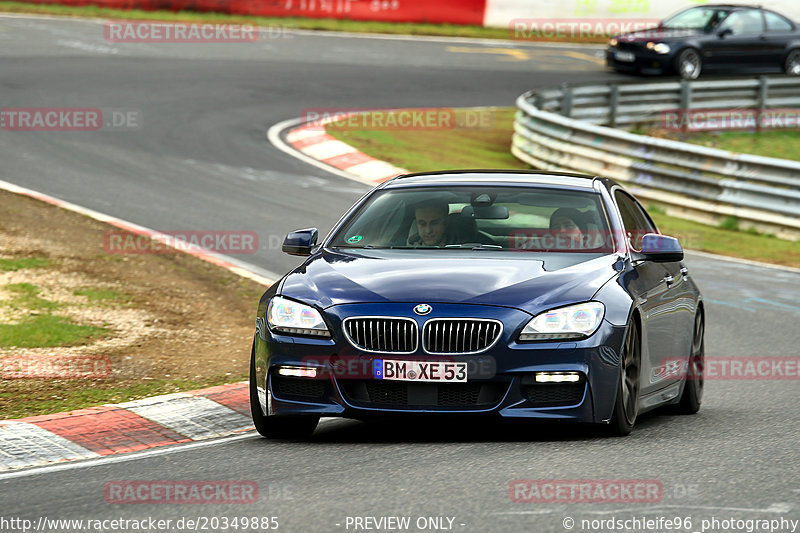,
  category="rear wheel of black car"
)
[676,312,704,414]
[608,321,641,436]
[676,48,702,80]
[785,49,800,75]
[249,342,319,439]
